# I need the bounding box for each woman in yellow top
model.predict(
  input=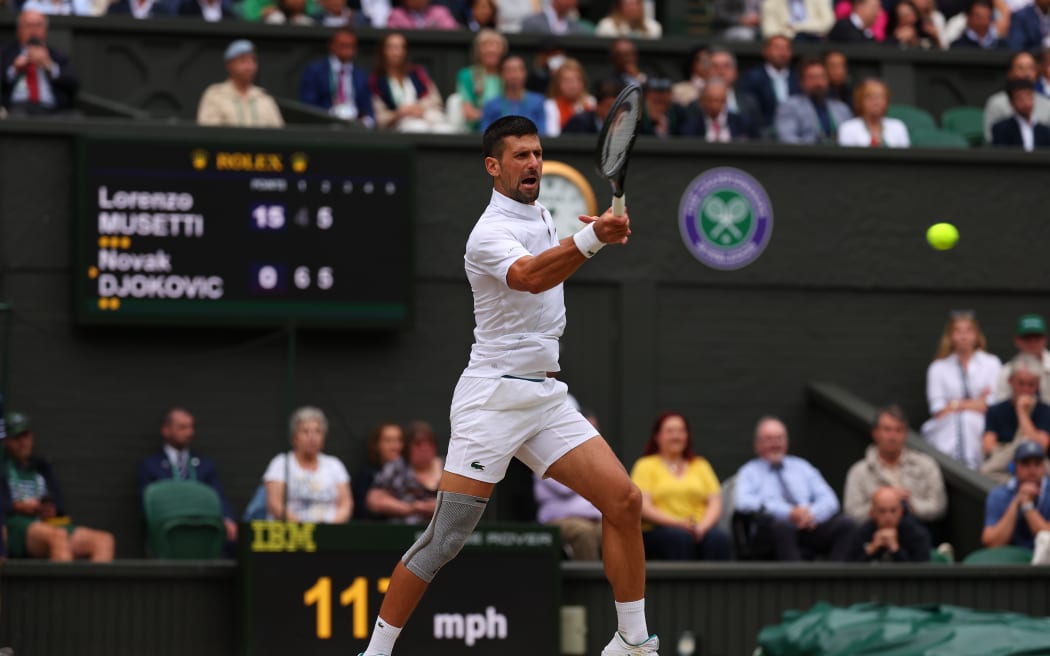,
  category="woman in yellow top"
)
[630,412,730,560]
